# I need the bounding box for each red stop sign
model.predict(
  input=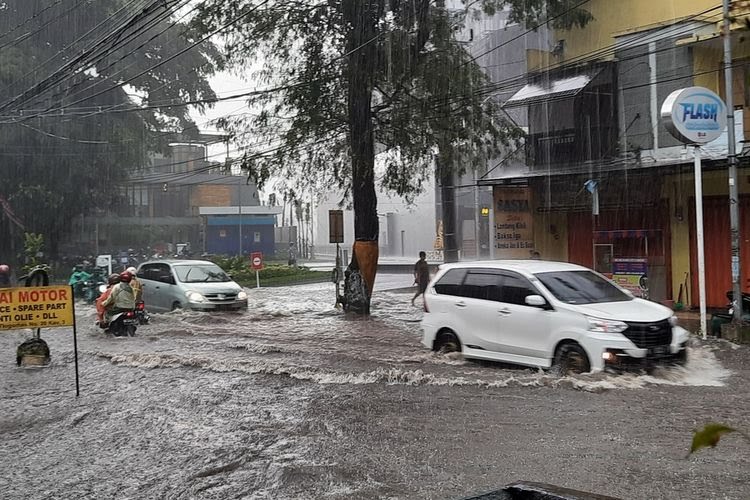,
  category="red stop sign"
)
[250,252,263,270]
